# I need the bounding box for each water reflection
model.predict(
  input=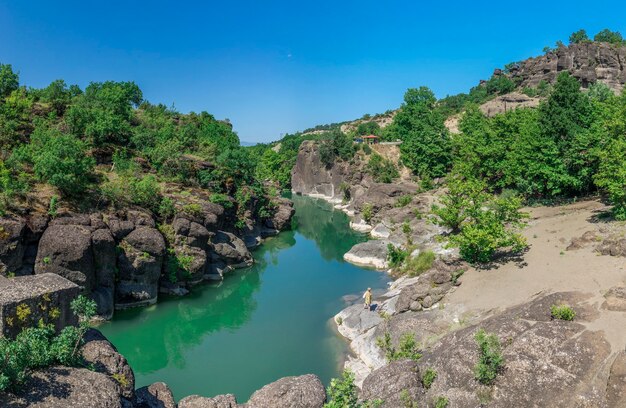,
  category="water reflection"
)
[101,233,296,372]
[290,195,366,261]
